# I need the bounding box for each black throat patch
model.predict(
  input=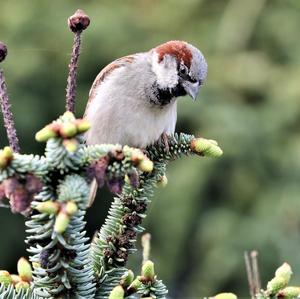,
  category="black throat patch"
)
[151,82,187,106]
